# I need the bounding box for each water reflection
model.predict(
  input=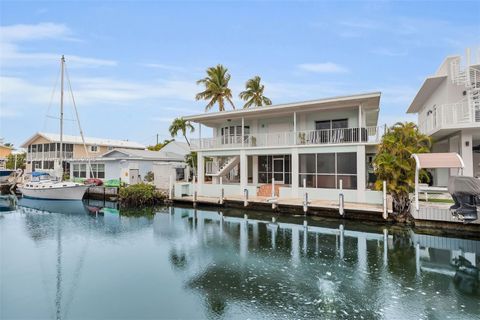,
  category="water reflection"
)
[2,201,479,319]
